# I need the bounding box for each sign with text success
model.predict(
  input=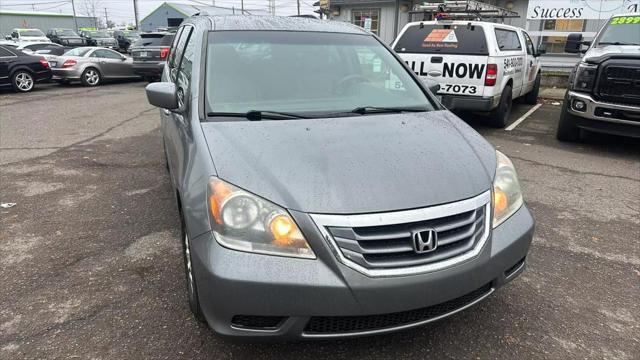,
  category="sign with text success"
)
[527,0,640,20]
